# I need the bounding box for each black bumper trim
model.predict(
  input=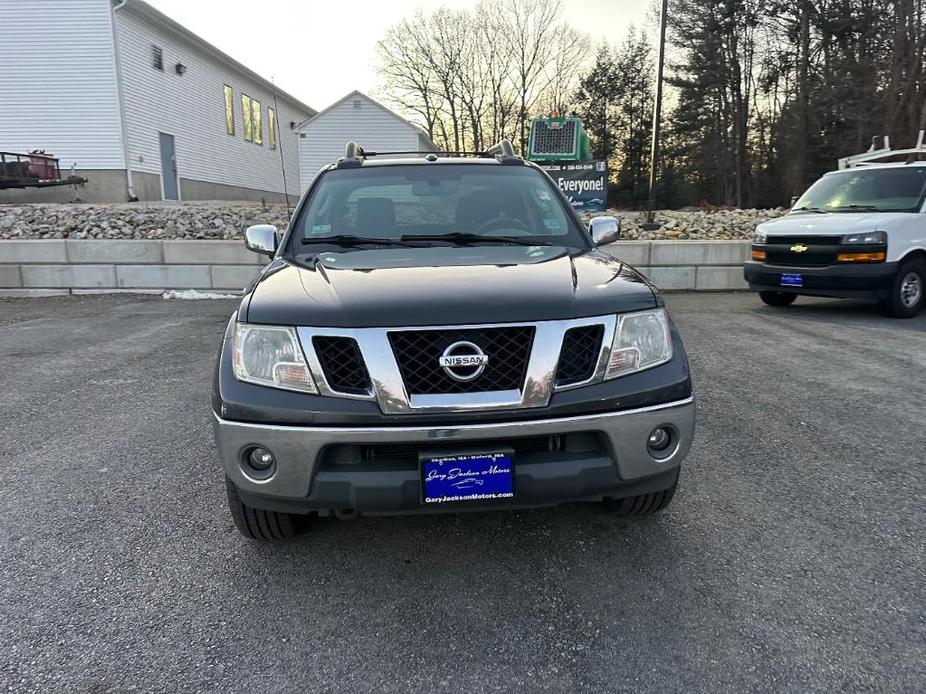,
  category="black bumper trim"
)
[744,260,897,300]
[235,466,681,516]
